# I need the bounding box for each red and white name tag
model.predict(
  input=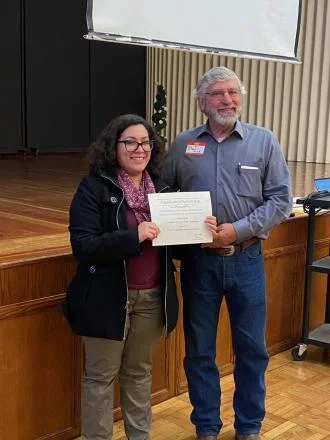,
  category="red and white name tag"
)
[185,141,206,155]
